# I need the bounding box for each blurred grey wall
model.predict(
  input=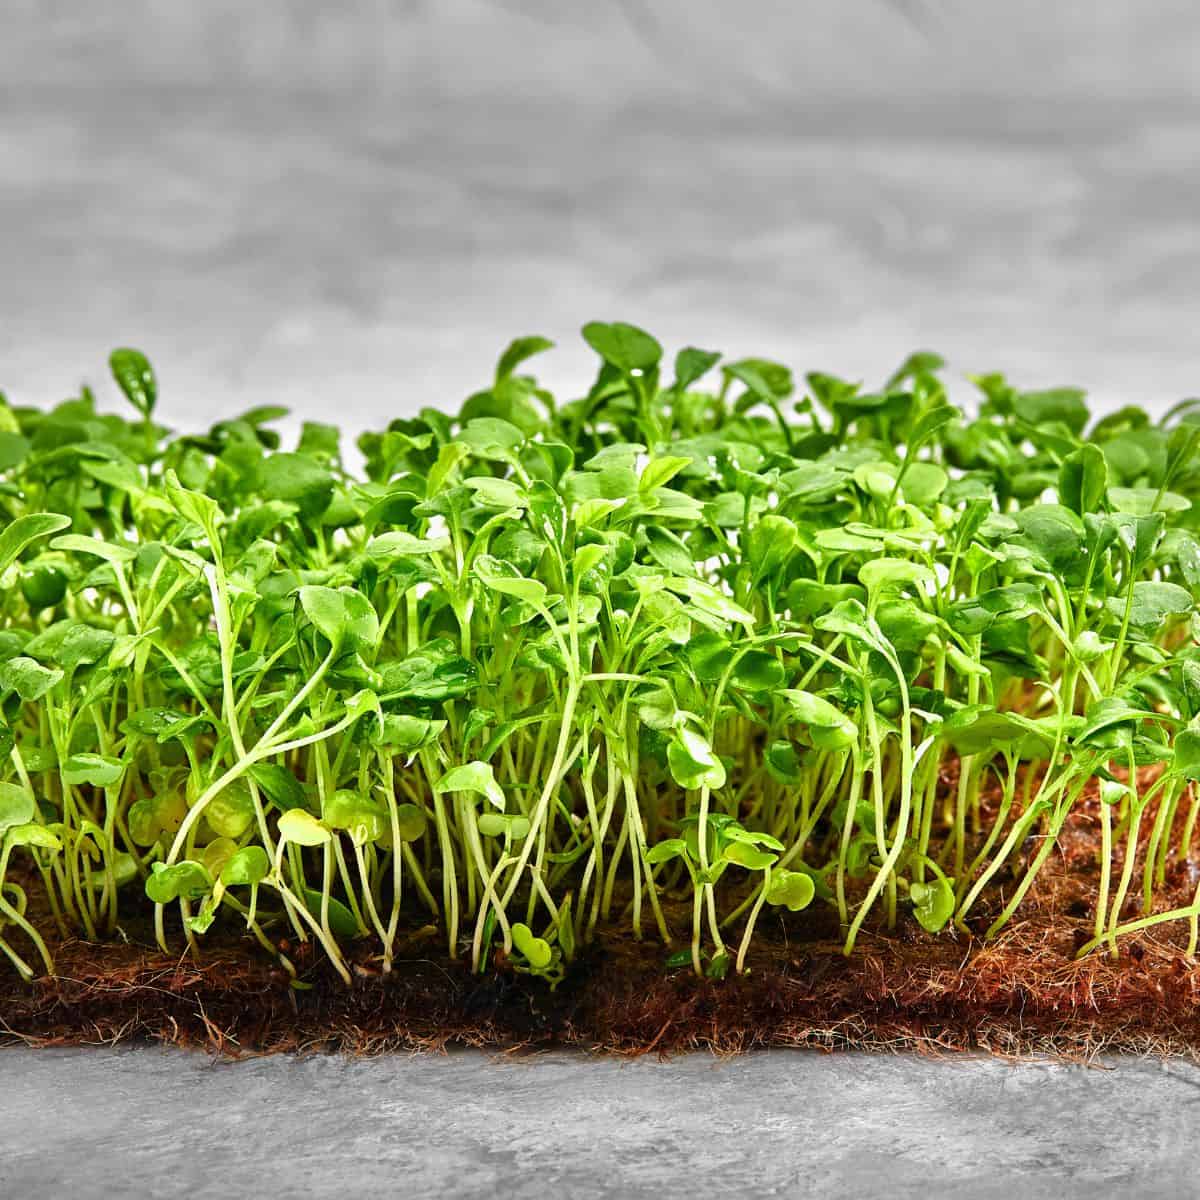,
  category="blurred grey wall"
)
[2,2,1199,426]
